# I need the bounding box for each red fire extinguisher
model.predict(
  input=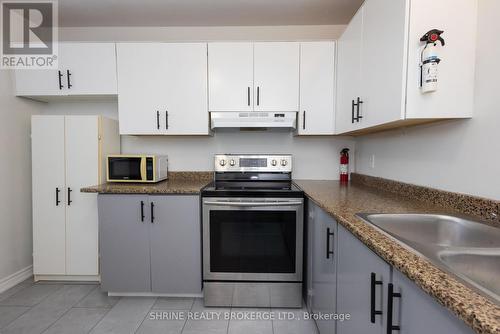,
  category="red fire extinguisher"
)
[340,148,349,183]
